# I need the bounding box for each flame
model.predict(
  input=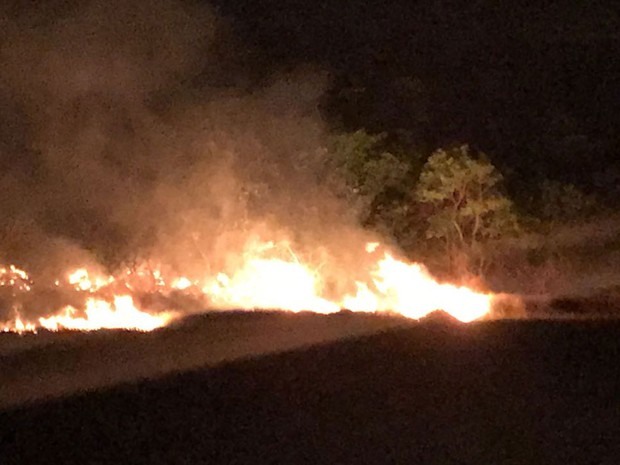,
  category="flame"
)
[171,277,194,290]
[1,240,497,333]
[1,314,37,334]
[203,240,493,322]
[0,264,32,291]
[1,267,177,333]
[38,296,175,332]
[342,253,491,322]
[365,241,380,253]
[205,259,339,314]
[68,268,113,292]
